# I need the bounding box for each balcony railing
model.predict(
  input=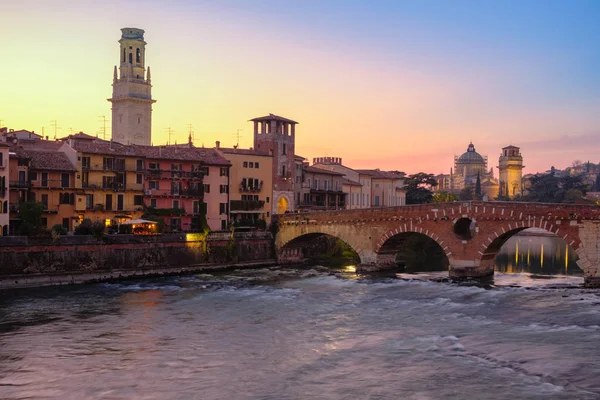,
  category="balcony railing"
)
[239,181,263,193]
[230,200,265,211]
[10,181,31,189]
[144,188,204,197]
